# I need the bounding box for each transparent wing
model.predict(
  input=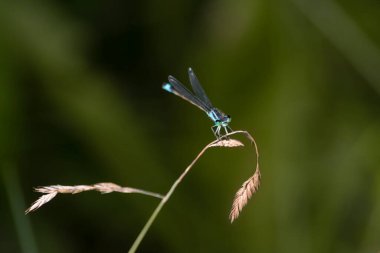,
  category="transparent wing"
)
[163,75,211,112]
[188,68,213,108]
